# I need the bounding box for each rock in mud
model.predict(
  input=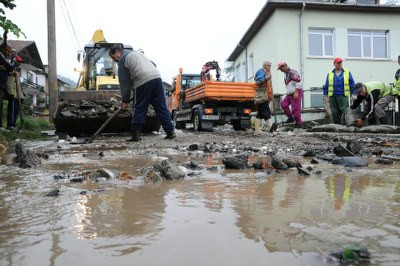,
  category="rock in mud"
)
[297,167,310,176]
[46,189,60,197]
[70,177,84,183]
[359,125,399,134]
[271,157,288,170]
[317,154,335,162]
[15,142,41,168]
[222,154,249,169]
[96,168,115,179]
[310,124,354,133]
[159,160,185,180]
[333,145,354,157]
[375,158,394,165]
[253,161,263,170]
[188,144,199,151]
[207,166,218,171]
[310,158,319,164]
[283,159,301,168]
[332,156,368,167]
[144,170,163,183]
[346,140,361,154]
[303,150,317,157]
[185,160,203,170]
